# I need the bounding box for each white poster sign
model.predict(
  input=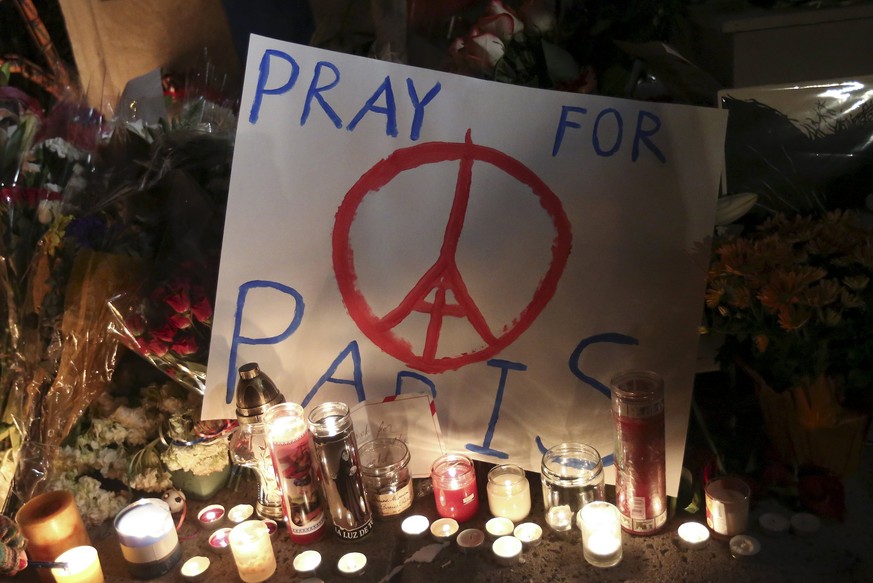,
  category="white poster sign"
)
[204,34,728,495]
